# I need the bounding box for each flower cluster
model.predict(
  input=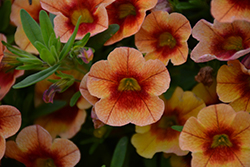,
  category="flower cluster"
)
[1,0,250,166]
